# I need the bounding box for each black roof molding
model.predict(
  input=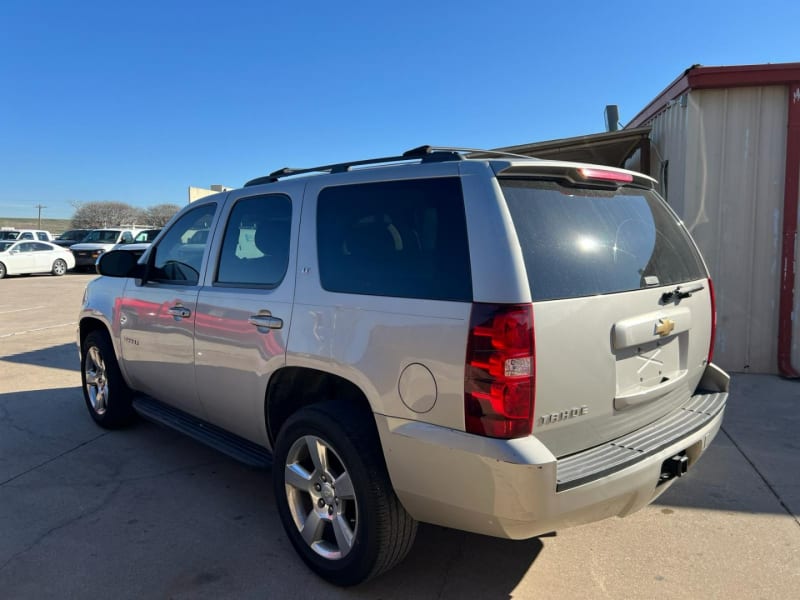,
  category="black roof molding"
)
[243,146,535,187]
